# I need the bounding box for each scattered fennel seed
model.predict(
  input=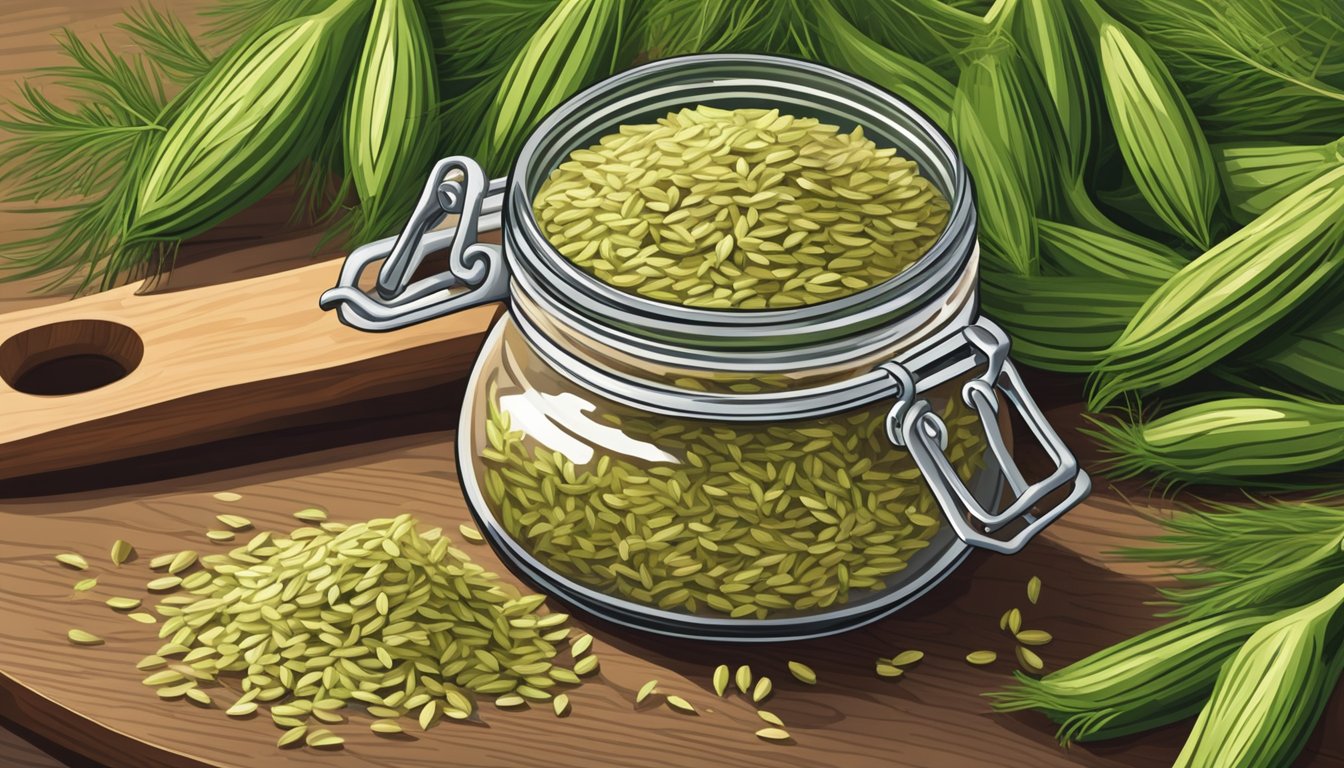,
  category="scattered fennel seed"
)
[67,629,102,645]
[553,693,571,717]
[110,540,134,566]
[1027,576,1042,605]
[891,650,924,666]
[876,663,903,678]
[458,523,485,543]
[636,680,659,703]
[755,727,791,742]
[752,676,772,703]
[665,695,696,714]
[105,597,141,611]
[293,507,327,522]
[1016,646,1045,673]
[55,553,88,570]
[1016,629,1053,646]
[167,550,197,575]
[713,665,730,696]
[571,633,593,657]
[787,661,816,685]
[215,514,252,530]
[758,710,784,727]
[146,576,181,591]
[735,665,753,694]
[73,578,97,592]
[966,651,997,666]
